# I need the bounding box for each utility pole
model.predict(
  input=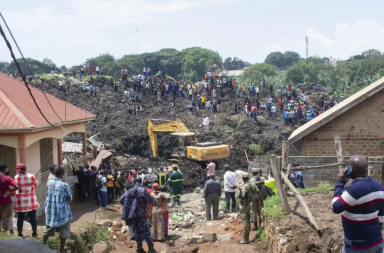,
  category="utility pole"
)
[305,36,309,58]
